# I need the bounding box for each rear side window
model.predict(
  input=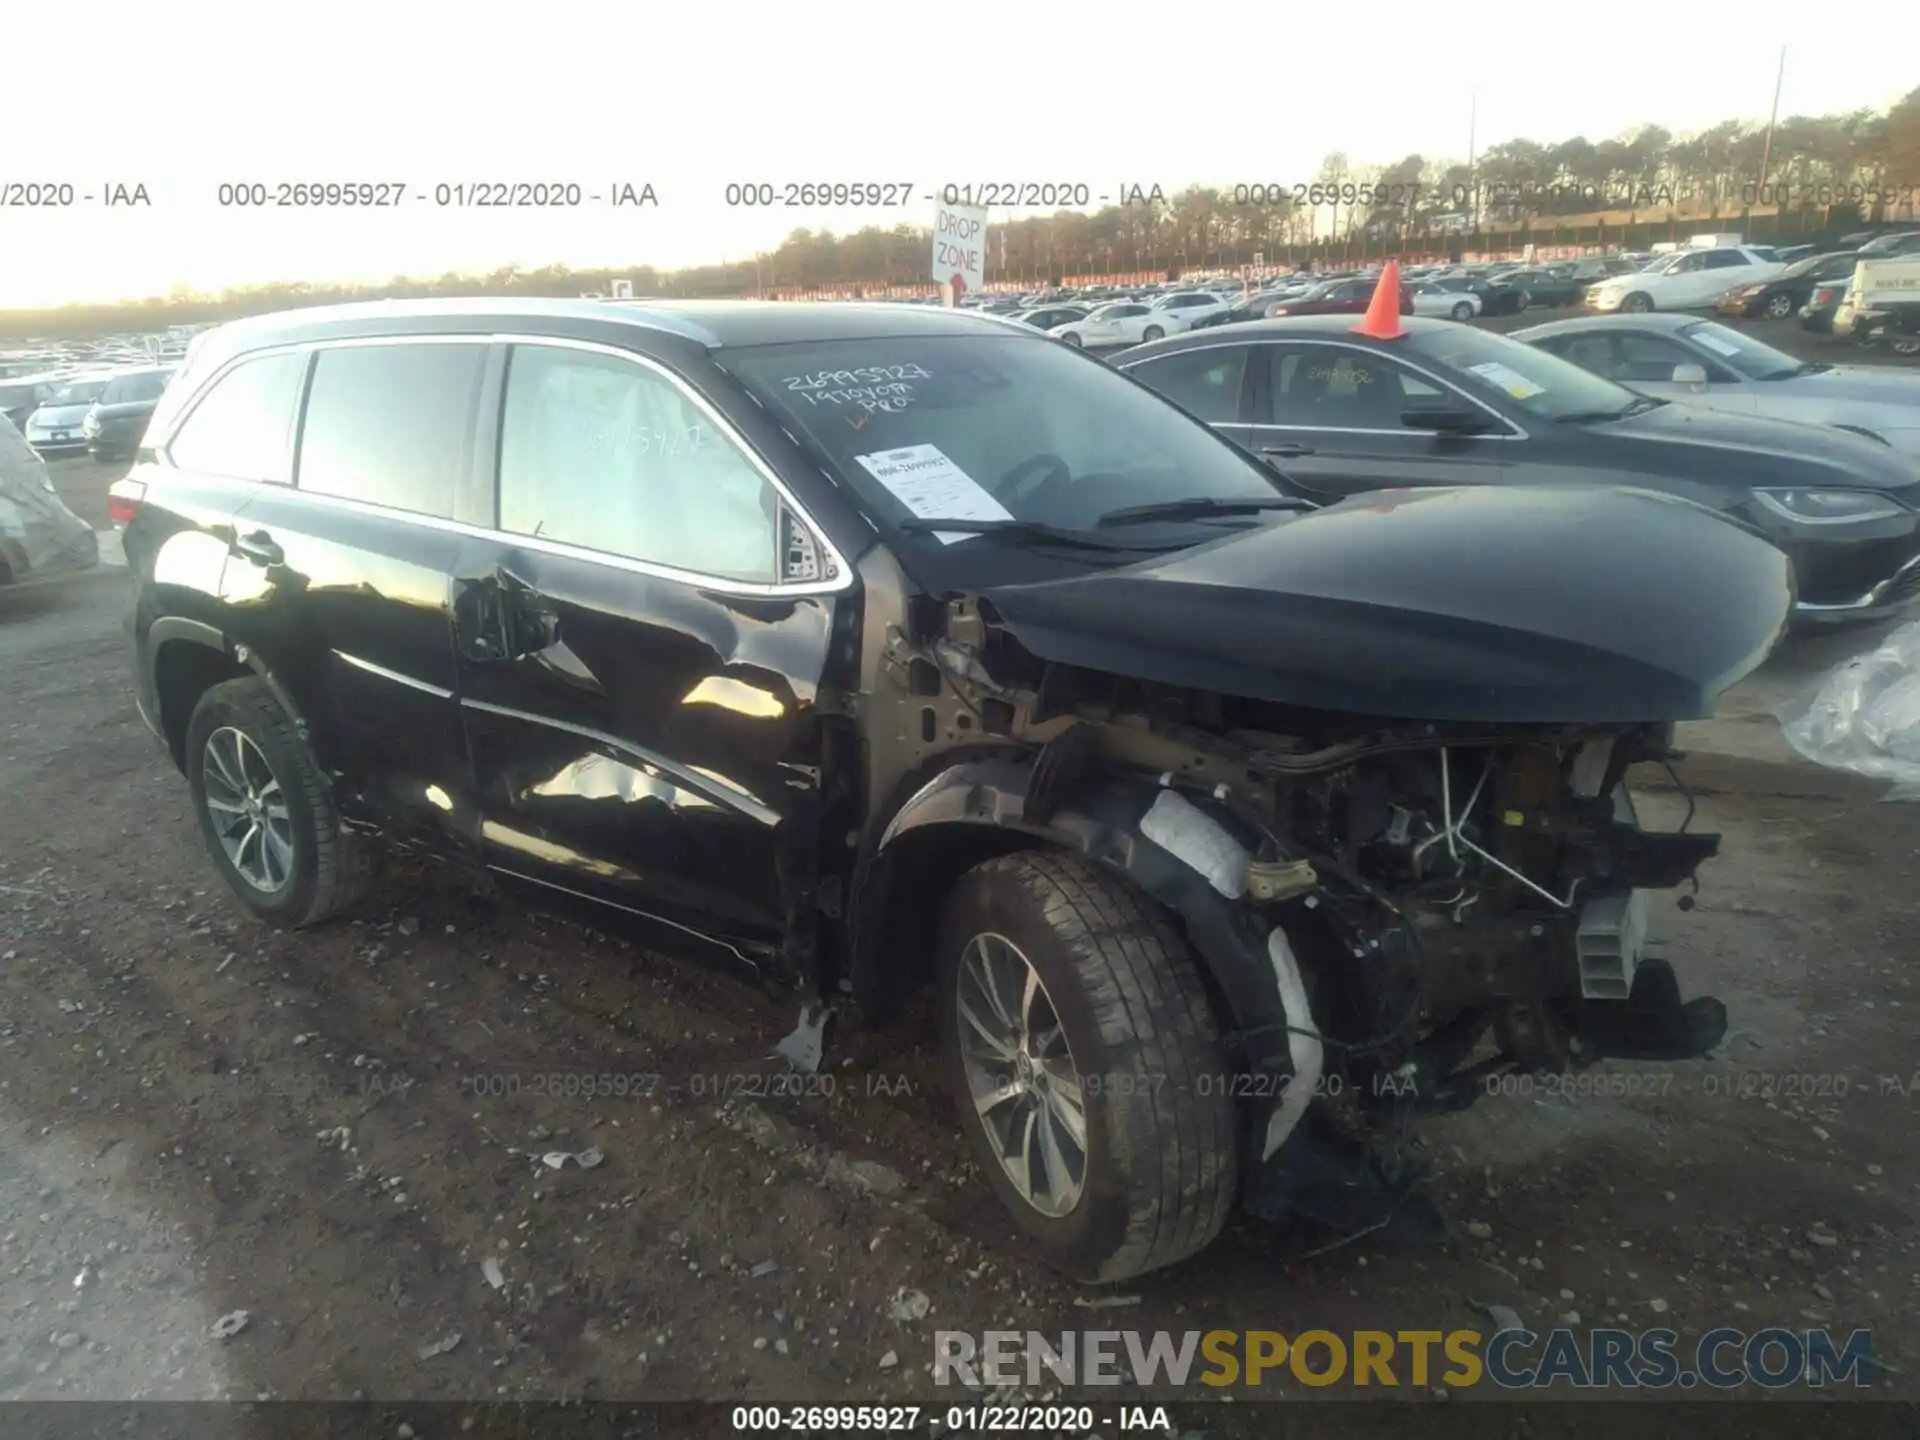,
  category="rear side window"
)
[496,344,781,584]
[296,343,485,518]
[167,351,307,483]
[1126,346,1249,424]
